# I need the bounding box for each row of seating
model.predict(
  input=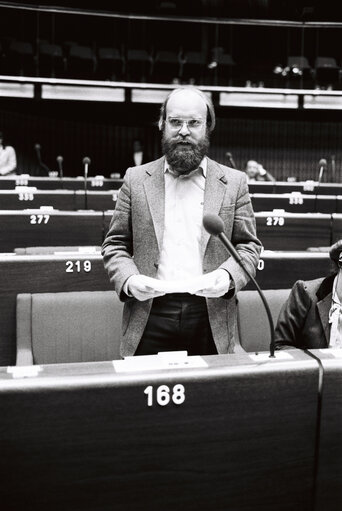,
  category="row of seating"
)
[1,38,341,88]
[1,188,342,214]
[0,40,235,83]
[0,250,331,366]
[0,209,340,252]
